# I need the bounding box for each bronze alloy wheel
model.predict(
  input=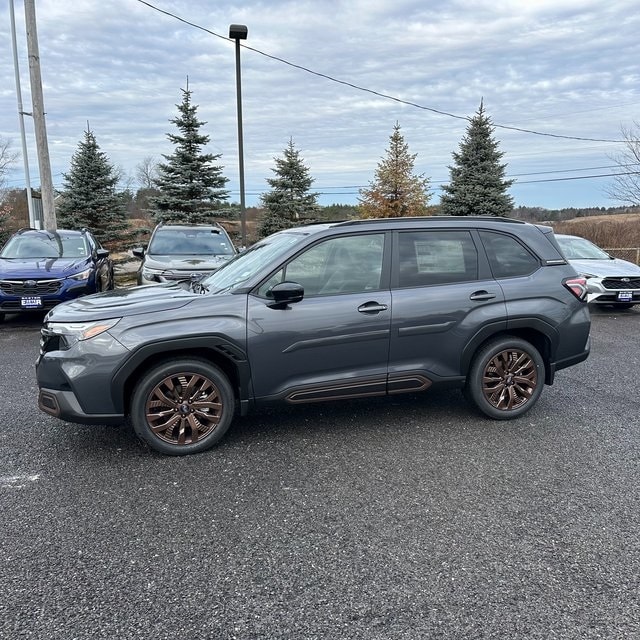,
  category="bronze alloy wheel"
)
[482,348,538,411]
[145,372,224,446]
